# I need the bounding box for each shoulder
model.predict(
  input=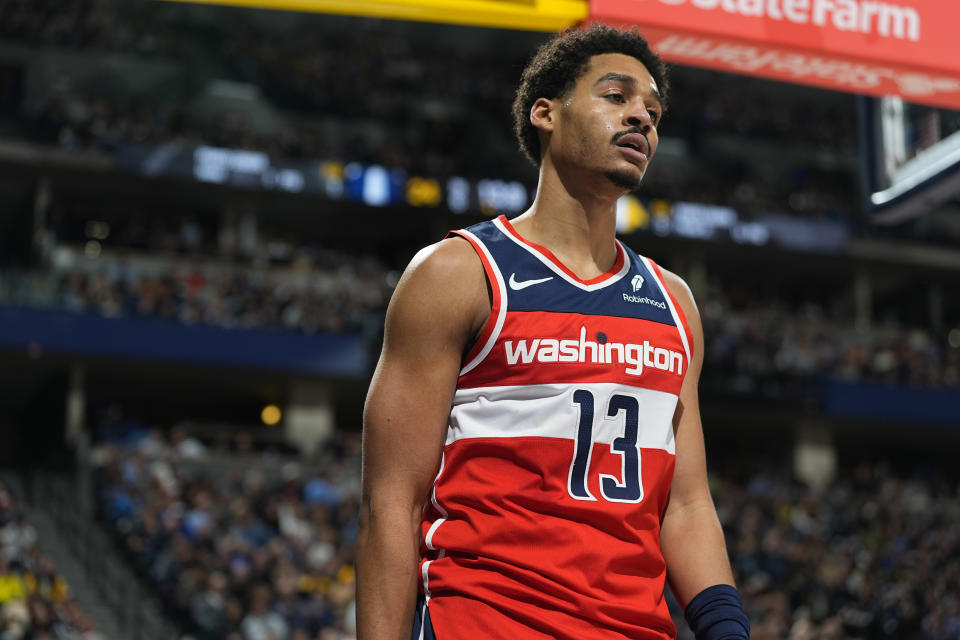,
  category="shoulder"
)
[386,236,489,344]
[657,266,704,366]
[405,235,485,283]
[658,267,700,327]
[396,236,486,310]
